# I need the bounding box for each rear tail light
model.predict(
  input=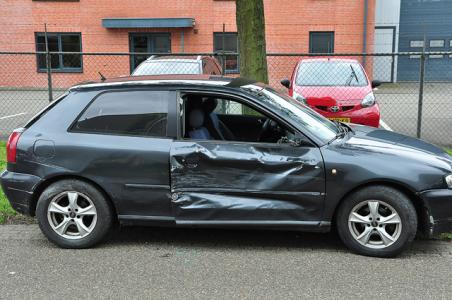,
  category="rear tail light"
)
[6,129,24,163]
